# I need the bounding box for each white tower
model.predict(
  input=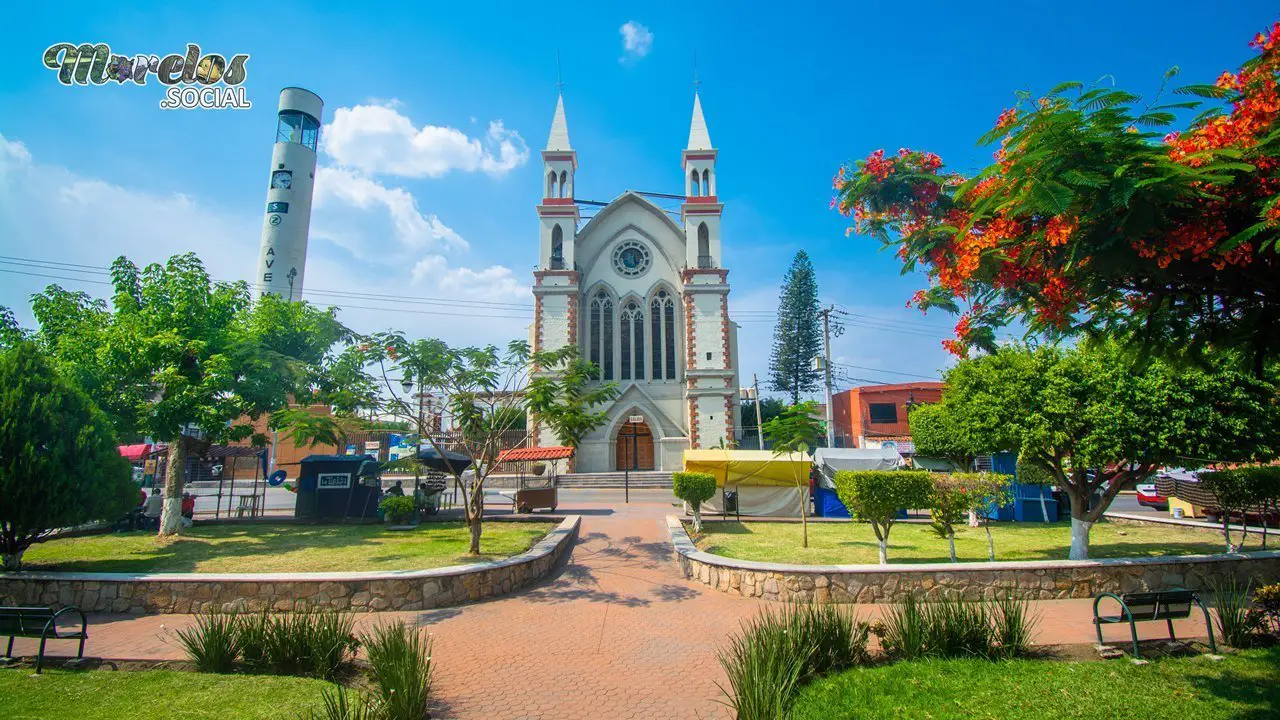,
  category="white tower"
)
[680,91,738,449]
[254,87,323,301]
